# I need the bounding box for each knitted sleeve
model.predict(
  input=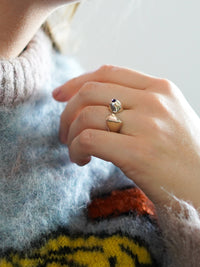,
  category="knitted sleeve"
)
[156,195,200,267]
[0,29,53,107]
